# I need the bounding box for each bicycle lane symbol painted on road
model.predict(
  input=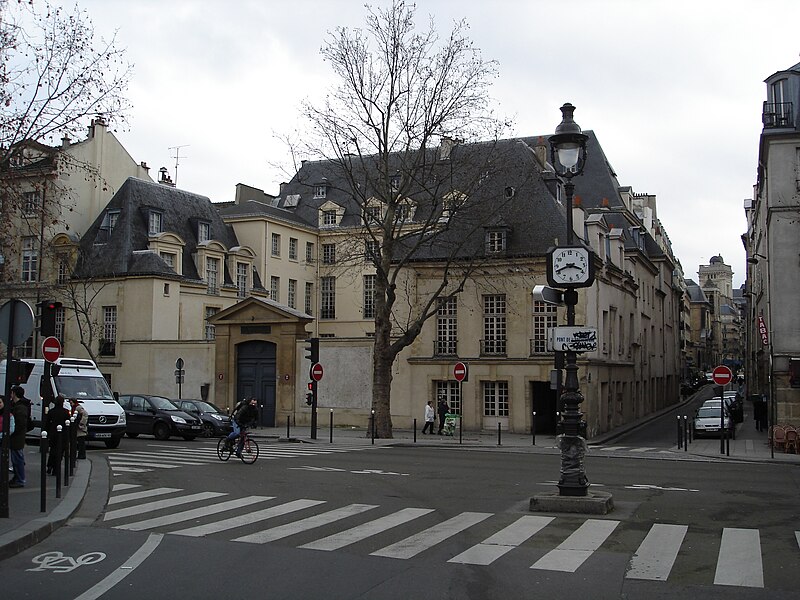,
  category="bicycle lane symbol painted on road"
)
[28,551,107,573]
